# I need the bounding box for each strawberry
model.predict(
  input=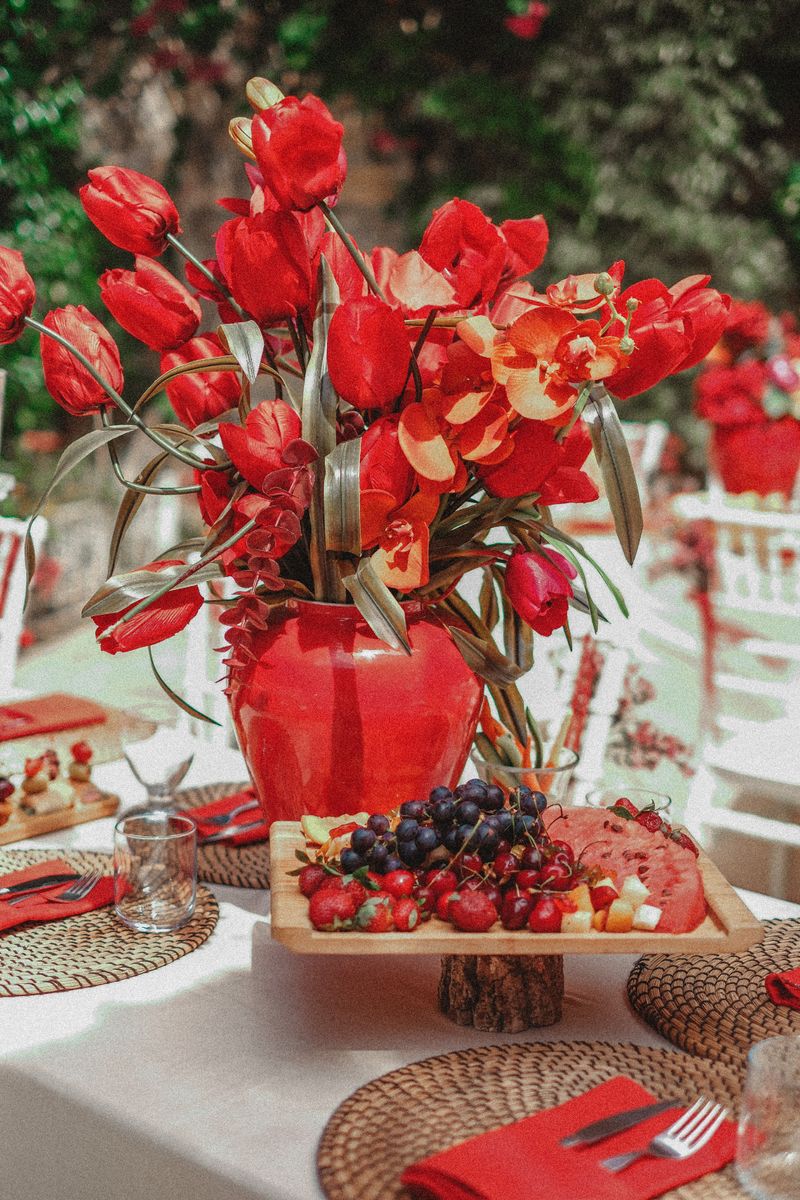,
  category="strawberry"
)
[392,897,420,931]
[318,875,368,908]
[355,894,394,932]
[448,891,497,933]
[614,796,639,816]
[308,888,358,931]
[298,864,328,897]
[382,869,415,899]
[635,810,667,834]
[671,830,700,857]
[70,740,93,765]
